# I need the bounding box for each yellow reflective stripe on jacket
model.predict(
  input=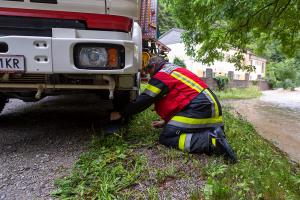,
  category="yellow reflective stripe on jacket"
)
[171,71,204,93]
[178,134,187,150]
[203,89,219,117]
[144,84,161,97]
[172,115,223,125]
